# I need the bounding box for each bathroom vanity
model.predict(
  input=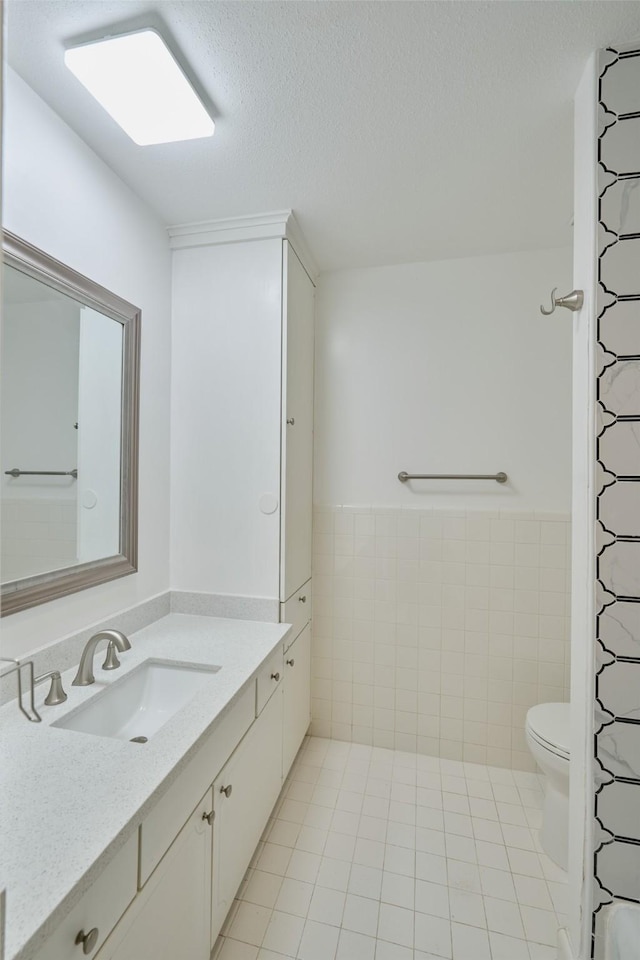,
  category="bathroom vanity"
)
[0,612,311,960]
